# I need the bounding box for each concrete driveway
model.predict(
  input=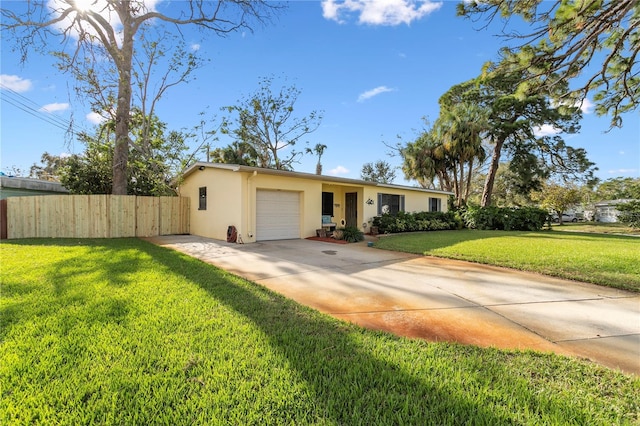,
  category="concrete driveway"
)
[146,235,640,375]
